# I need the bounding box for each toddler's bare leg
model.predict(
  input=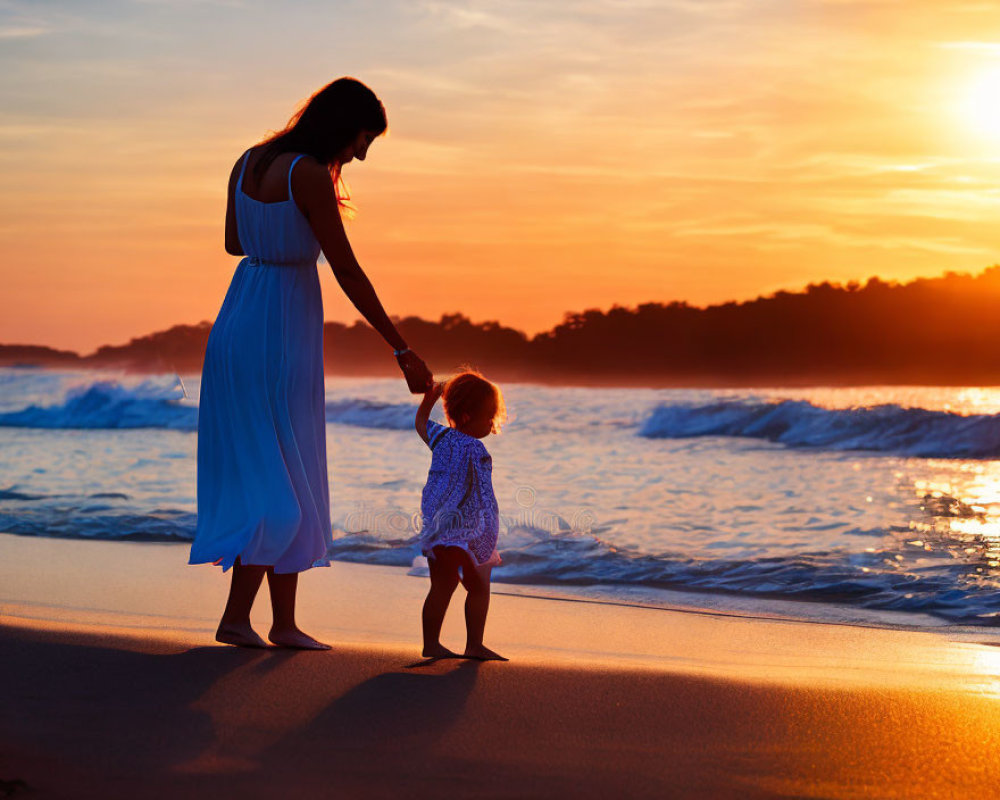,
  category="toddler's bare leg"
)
[422,547,462,658]
[217,561,268,647]
[266,569,331,650]
[461,556,507,661]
